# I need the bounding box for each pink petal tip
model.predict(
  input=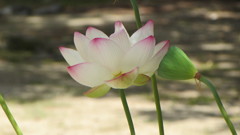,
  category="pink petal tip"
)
[147,19,154,24]
[59,46,68,51]
[144,35,155,42]
[67,63,84,71]
[165,40,170,44]
[115,21,123,26]
[87,26,95,31]
[163,41,170,49]
[58,46,64,50]
[91,38,108,45]
[74,32,81,36]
